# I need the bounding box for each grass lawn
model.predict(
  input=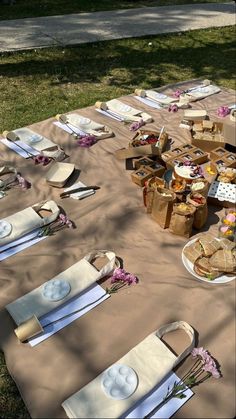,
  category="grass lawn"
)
[0,25,235,132]
[0,25,235,417]
[0,0,229,20]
